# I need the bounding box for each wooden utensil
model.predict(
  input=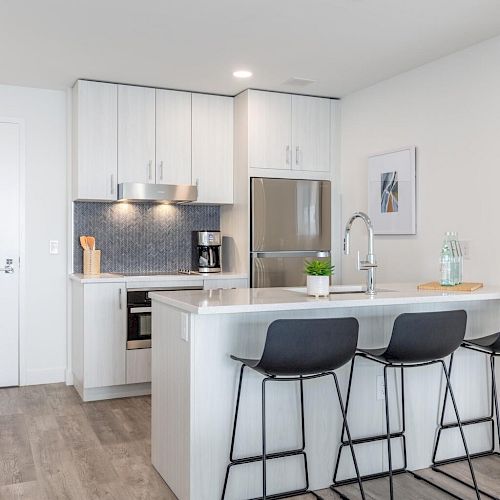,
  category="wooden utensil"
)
[80,235,89,250]
[87,236,96,251]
